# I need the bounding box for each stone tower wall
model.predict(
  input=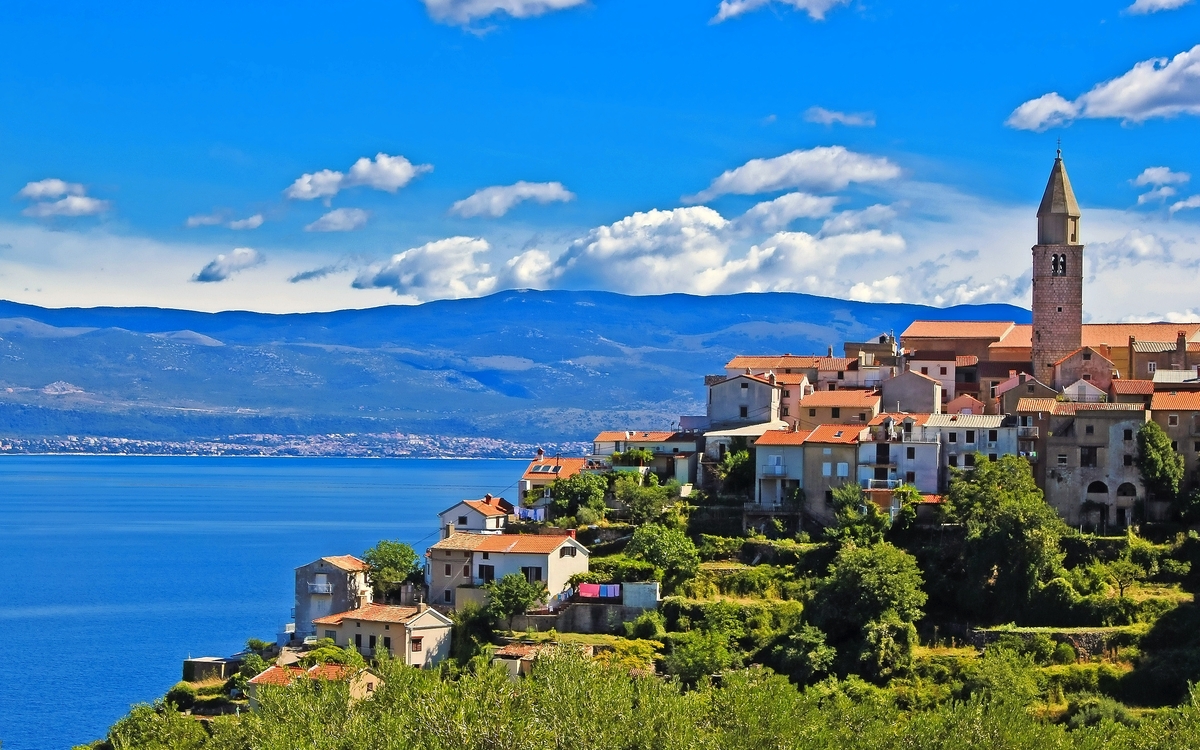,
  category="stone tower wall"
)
[1031,242,1083,382]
